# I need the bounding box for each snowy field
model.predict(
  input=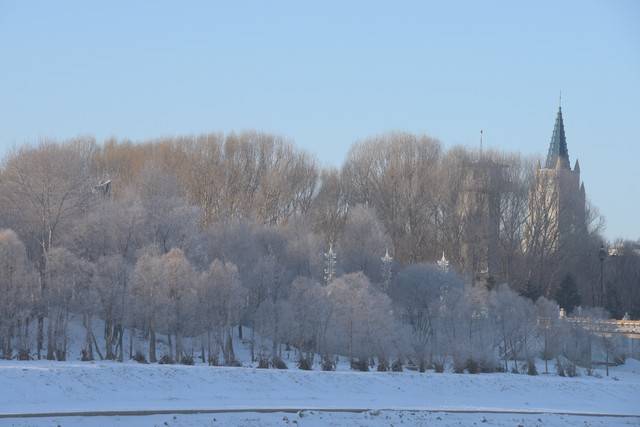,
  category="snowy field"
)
[1,411,639,427]
[1,321,638,426]
[0,358,639,426]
